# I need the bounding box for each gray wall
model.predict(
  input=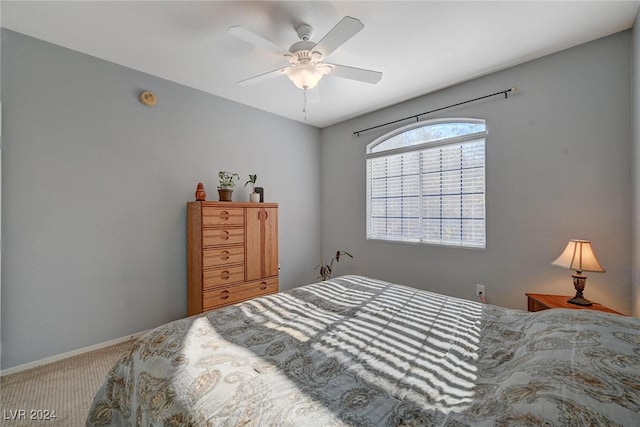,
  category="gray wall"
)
[633,11,640,317]
[1,30,322,370]
[320,31,633,315]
